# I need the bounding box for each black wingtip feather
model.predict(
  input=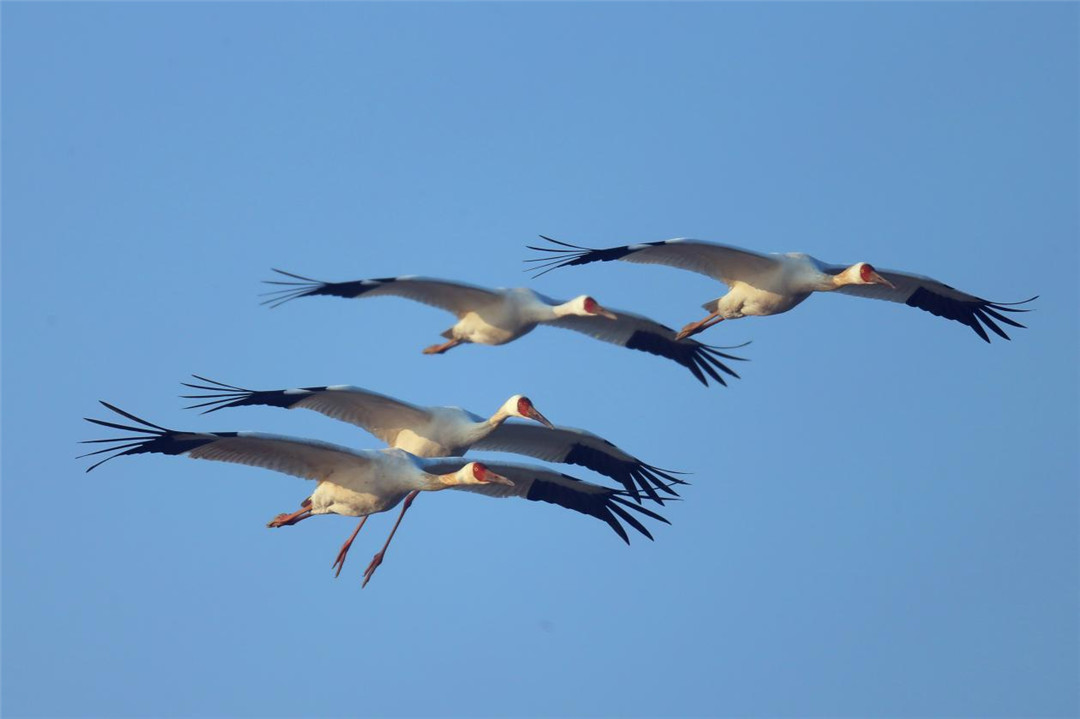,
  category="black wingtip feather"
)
[525,236,648,278]
[524,477,668,542]
[80,403,224,472]
[606,503,654,541]
[611,494,670,525]
[905,288,1036,343]
[623,331,749,388]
